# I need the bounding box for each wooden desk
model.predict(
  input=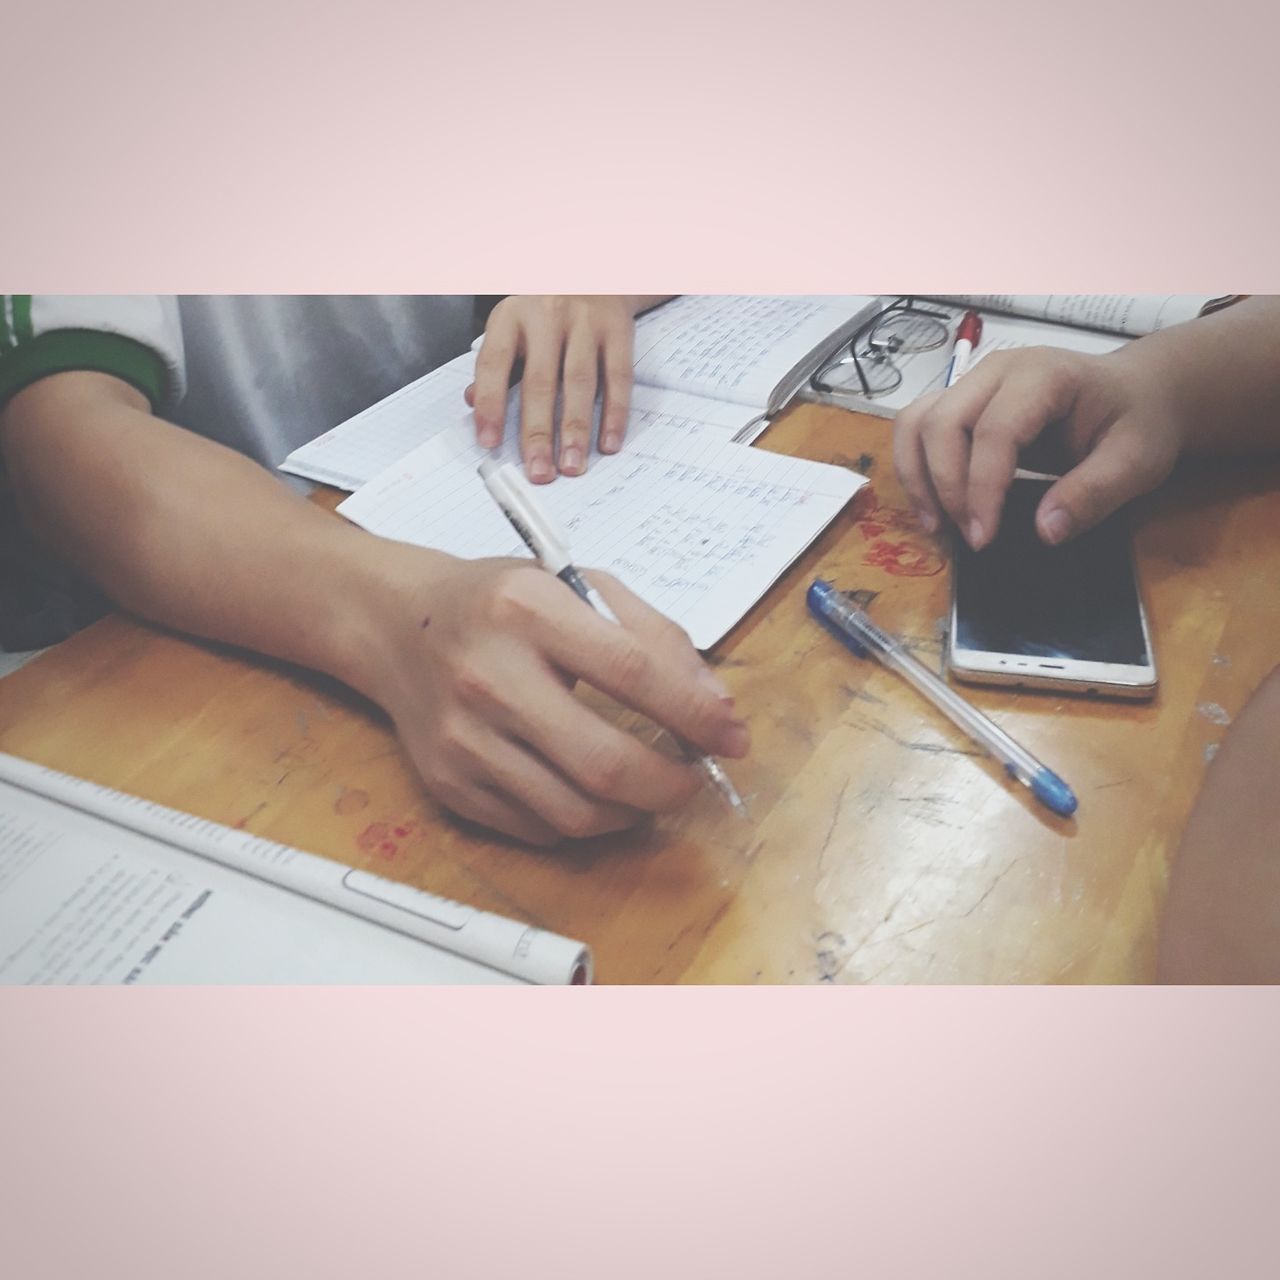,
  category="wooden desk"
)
[4,405,1277,982]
